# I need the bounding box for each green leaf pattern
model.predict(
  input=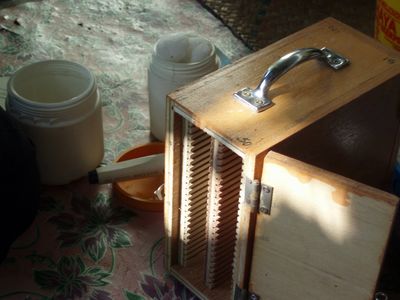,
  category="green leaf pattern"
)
[33,256,112,299]
[124,289,146,300]
[82,233,108,262]
[49,193,134,262]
